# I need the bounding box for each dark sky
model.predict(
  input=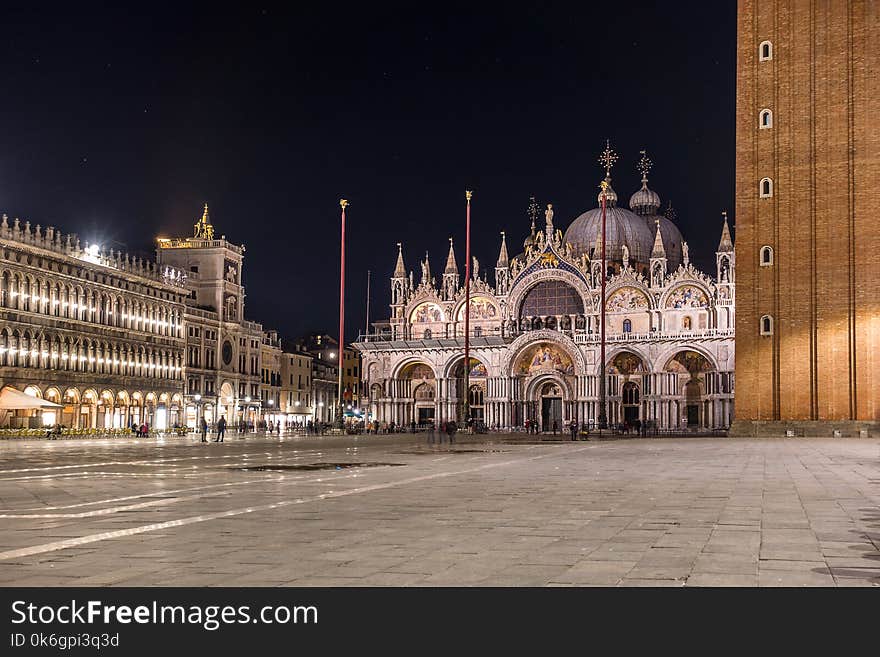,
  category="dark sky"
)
[0,2,736,343]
